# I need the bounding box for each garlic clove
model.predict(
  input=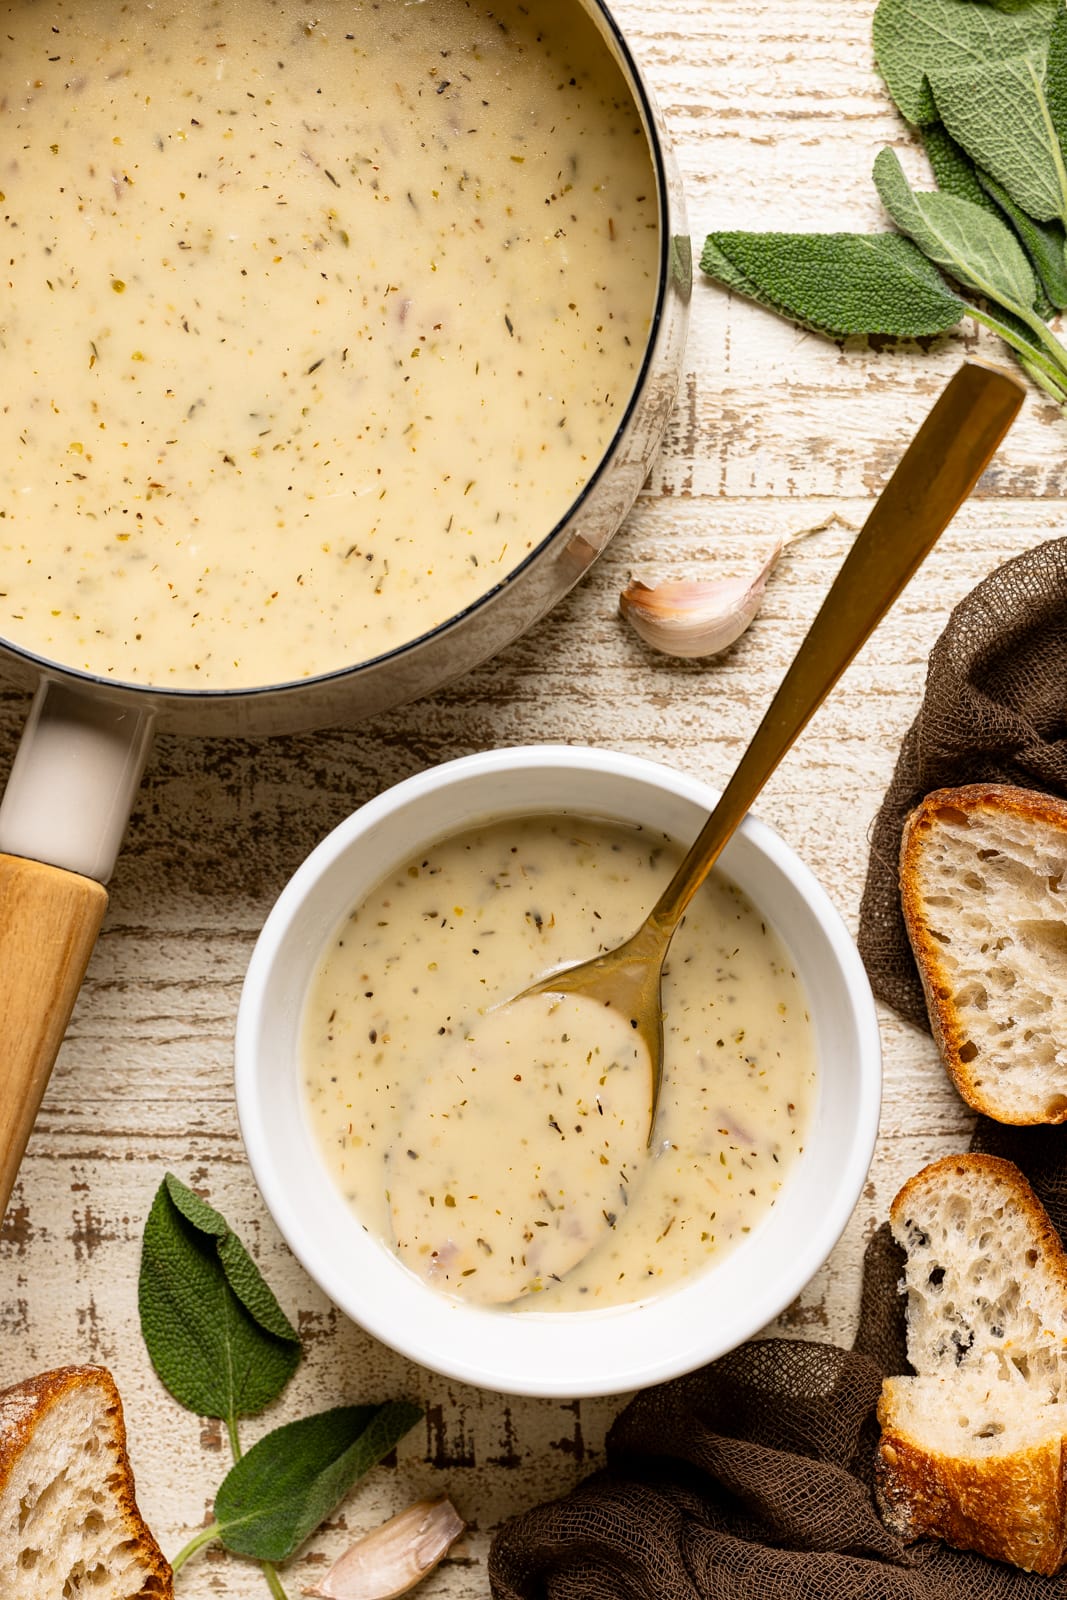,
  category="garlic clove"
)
[619,544,783,660]
[618,511,852,662]
[302,1496,465,1600]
